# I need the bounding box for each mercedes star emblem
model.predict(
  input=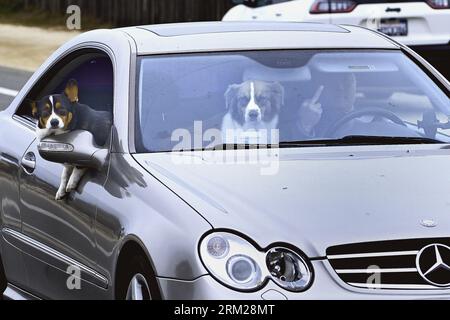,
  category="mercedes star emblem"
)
[416,244,450,287]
